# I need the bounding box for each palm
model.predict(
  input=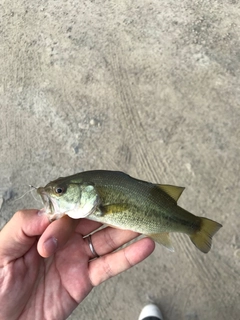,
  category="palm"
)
[43,234,92,312]
[0,211,155,320]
